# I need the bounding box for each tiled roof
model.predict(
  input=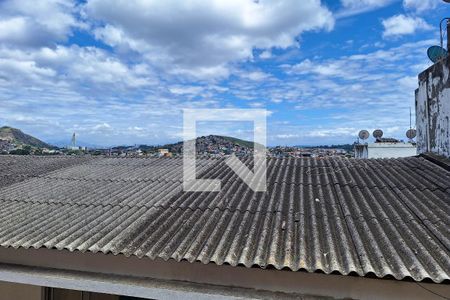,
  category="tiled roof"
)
[0,155,448,283]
